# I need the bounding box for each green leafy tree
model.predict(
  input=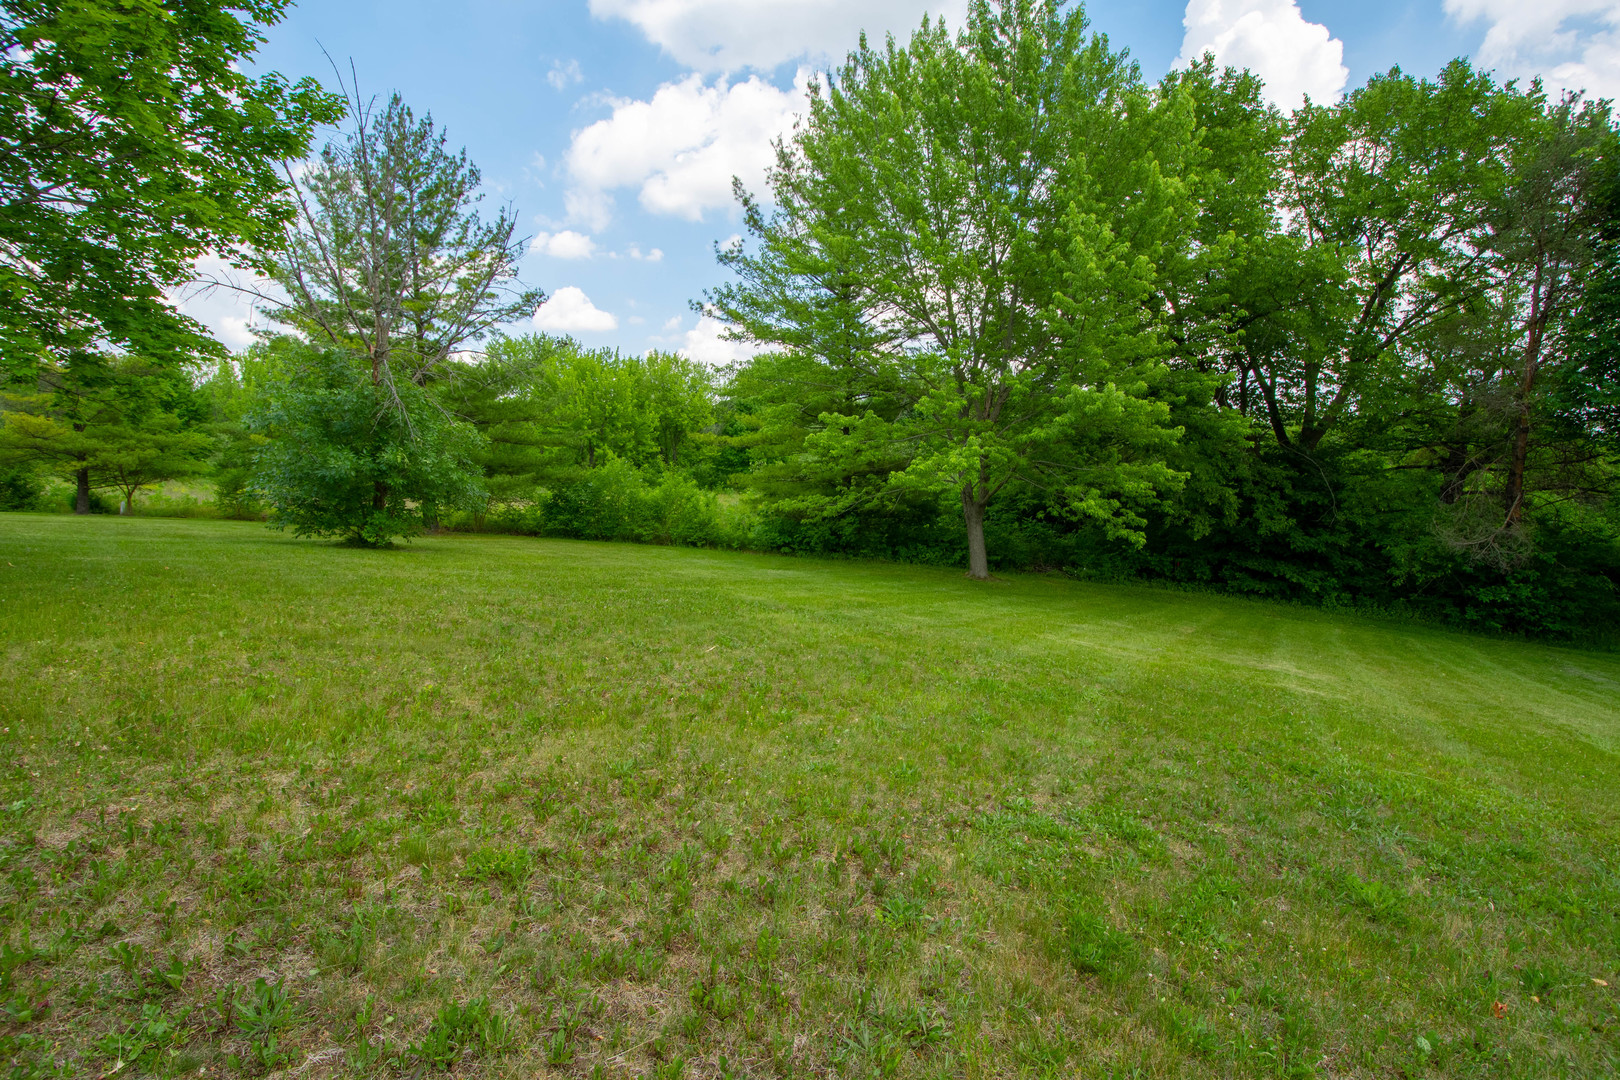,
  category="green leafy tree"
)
[1230,62,1540,455]
[249,341,483,545]
[254,91,537,540]
[201,348,286,517]
[0,0,340,375]
[1558,162,1620,450]
[709,0,1192,578]
[0,354,210,511]
[440,335,716,496]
